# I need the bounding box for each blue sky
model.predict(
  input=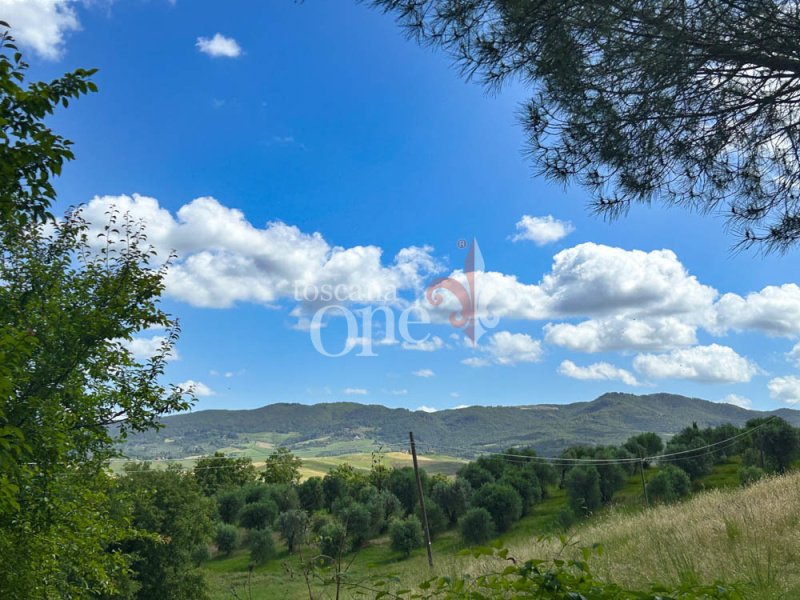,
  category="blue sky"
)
[5,0,800,412]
